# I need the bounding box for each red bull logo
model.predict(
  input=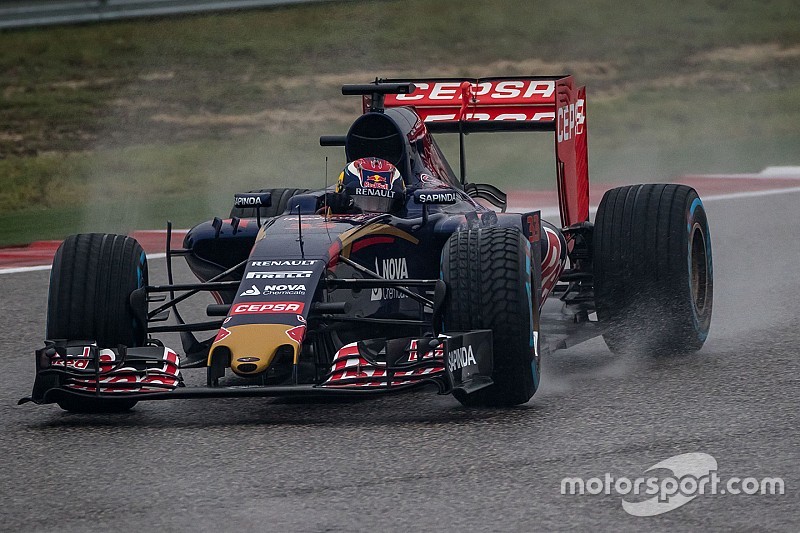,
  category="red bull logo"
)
[361,171,391,190]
